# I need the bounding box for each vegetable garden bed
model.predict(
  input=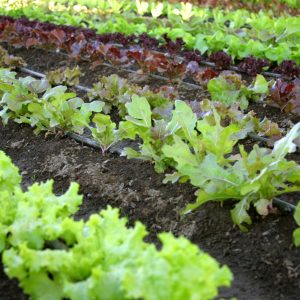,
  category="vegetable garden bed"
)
[0,45,299,300]
[0,1,300,299]
[1,117,300,300]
